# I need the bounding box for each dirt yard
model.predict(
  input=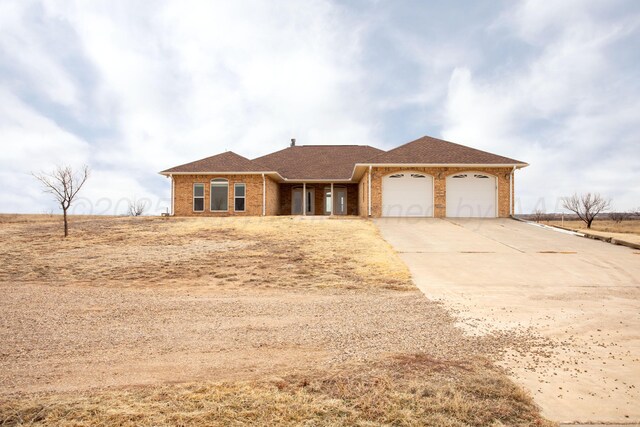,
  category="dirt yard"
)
[0,215,554,426]
[543,219,640,236]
